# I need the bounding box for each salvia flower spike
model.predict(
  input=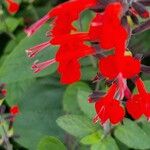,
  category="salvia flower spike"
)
[25,0,150,126]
